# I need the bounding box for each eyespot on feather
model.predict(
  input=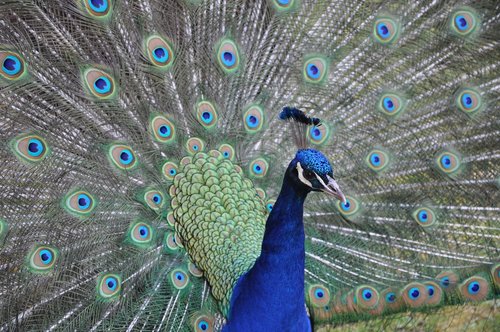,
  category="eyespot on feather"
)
[108,144,137,170]
[401,282,427,307]
[127,221,154,247]
[455,87,483,115]
[381,288,402,311]
[423,281,443,306]
[83,68,116,99]
[436,271,459,291]
[460,276,490,302]
[373,17,400,44]
[146,35,174,68]
[83,0,112,18]
[188,261,203,277]
[377,93,406,117]
[218,144,235,161]
[144,190,165,210]
[151,115,176,143]
[336,195,360,217]
[1,51,26,80]
[307,123,330,145]
[97,273,121,300]
[216,38,240,74]
[266,199,276,213]
[435,151,461,175]
[11,134,49,163]
[271,0,297,11]
[365,149,389,172]
[450,8,479,37]
[249,158,269,178]
[164,231,180,253]
[412,207,437,227]
[192,313,214,332]
[196,101,218,129]
[255,188,266,200]
[27,245,59,273]
[186,137,205,155]
[170,268,190,290]
[243,104,264,133]
[64,190,97,217]
[308,284,331,308]
[303,56,328,84]
[354,285,379,310]
[162,161,178,181]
